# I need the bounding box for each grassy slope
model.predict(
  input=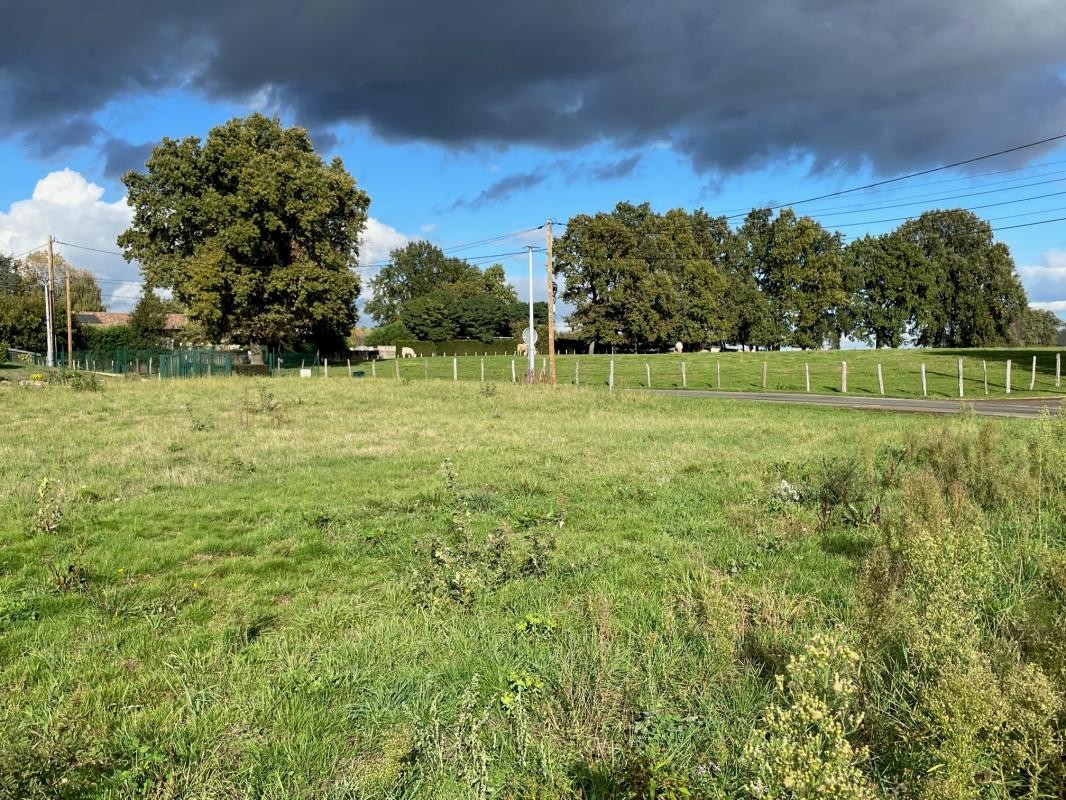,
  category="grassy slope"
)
[0,377,1055,797]
[308,347,1065,400]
